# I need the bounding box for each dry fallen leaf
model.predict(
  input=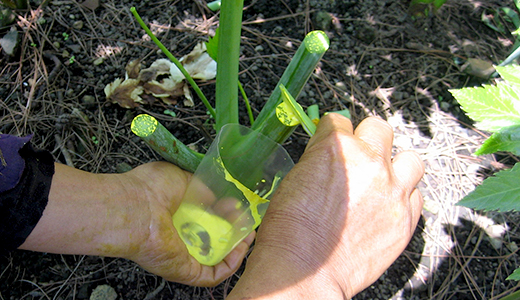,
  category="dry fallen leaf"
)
[104,78,144,108]
[105,42,216,108]
[125,59,141,79]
